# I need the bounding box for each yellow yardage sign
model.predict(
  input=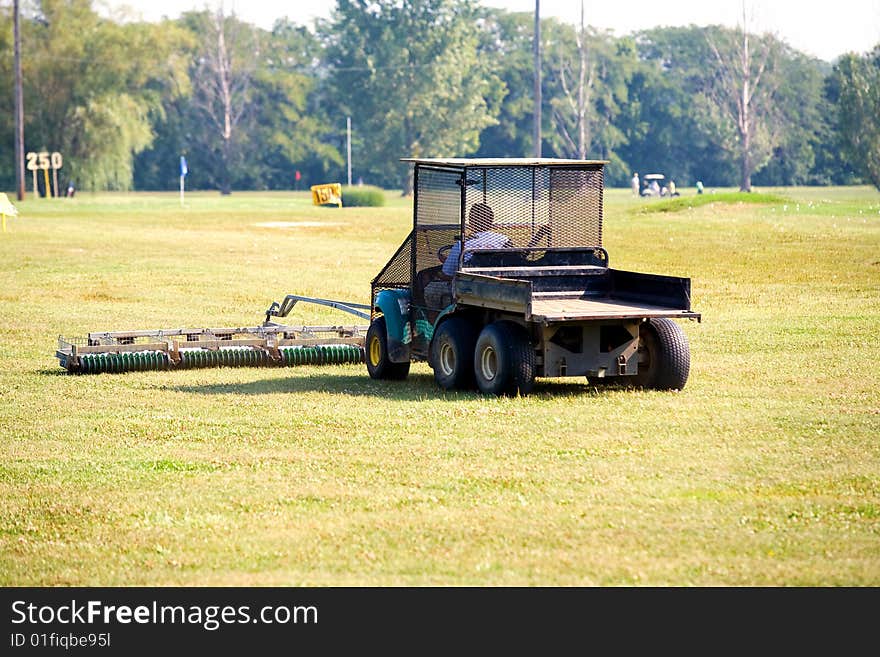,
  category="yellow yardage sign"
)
[311,183,343,208]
